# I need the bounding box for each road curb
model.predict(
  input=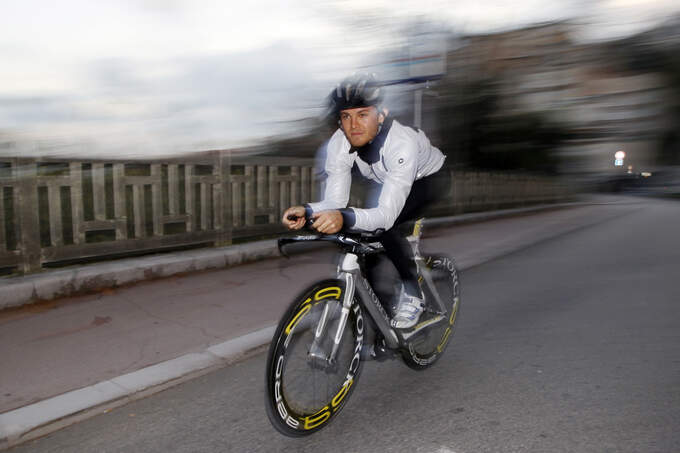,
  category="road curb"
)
[0,326,276,450]
[0,201,583,312]
[0,240,280,311]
